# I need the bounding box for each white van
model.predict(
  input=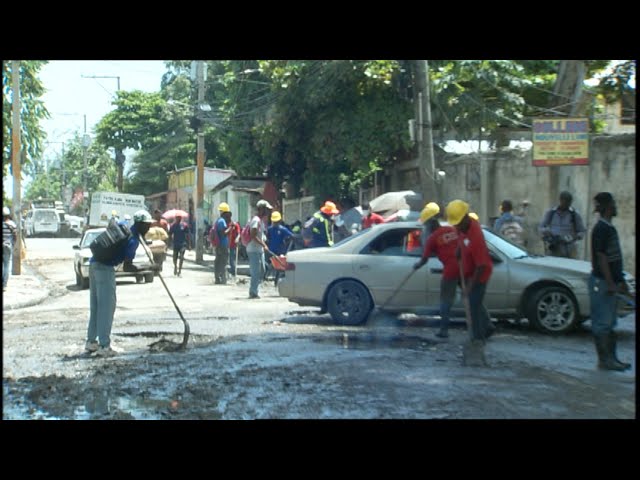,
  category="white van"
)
[32,208,61,237]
